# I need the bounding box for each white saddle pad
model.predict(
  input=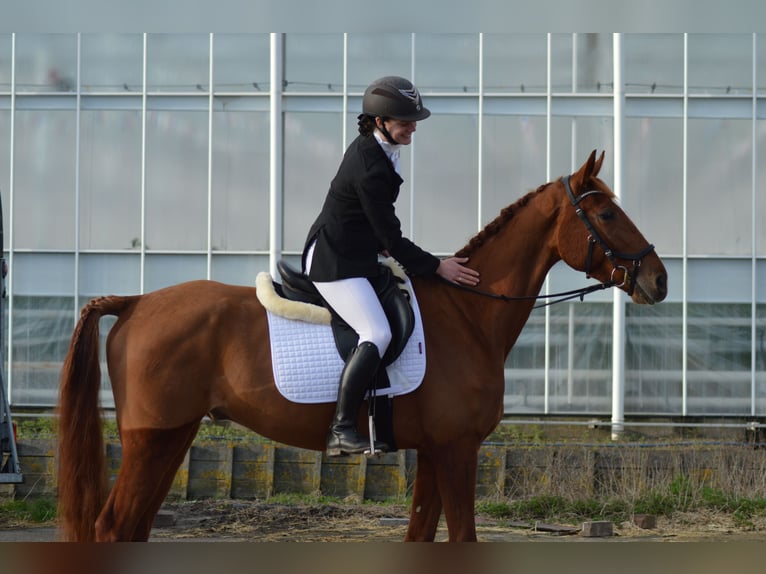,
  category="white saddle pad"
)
[265,276,427,404]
